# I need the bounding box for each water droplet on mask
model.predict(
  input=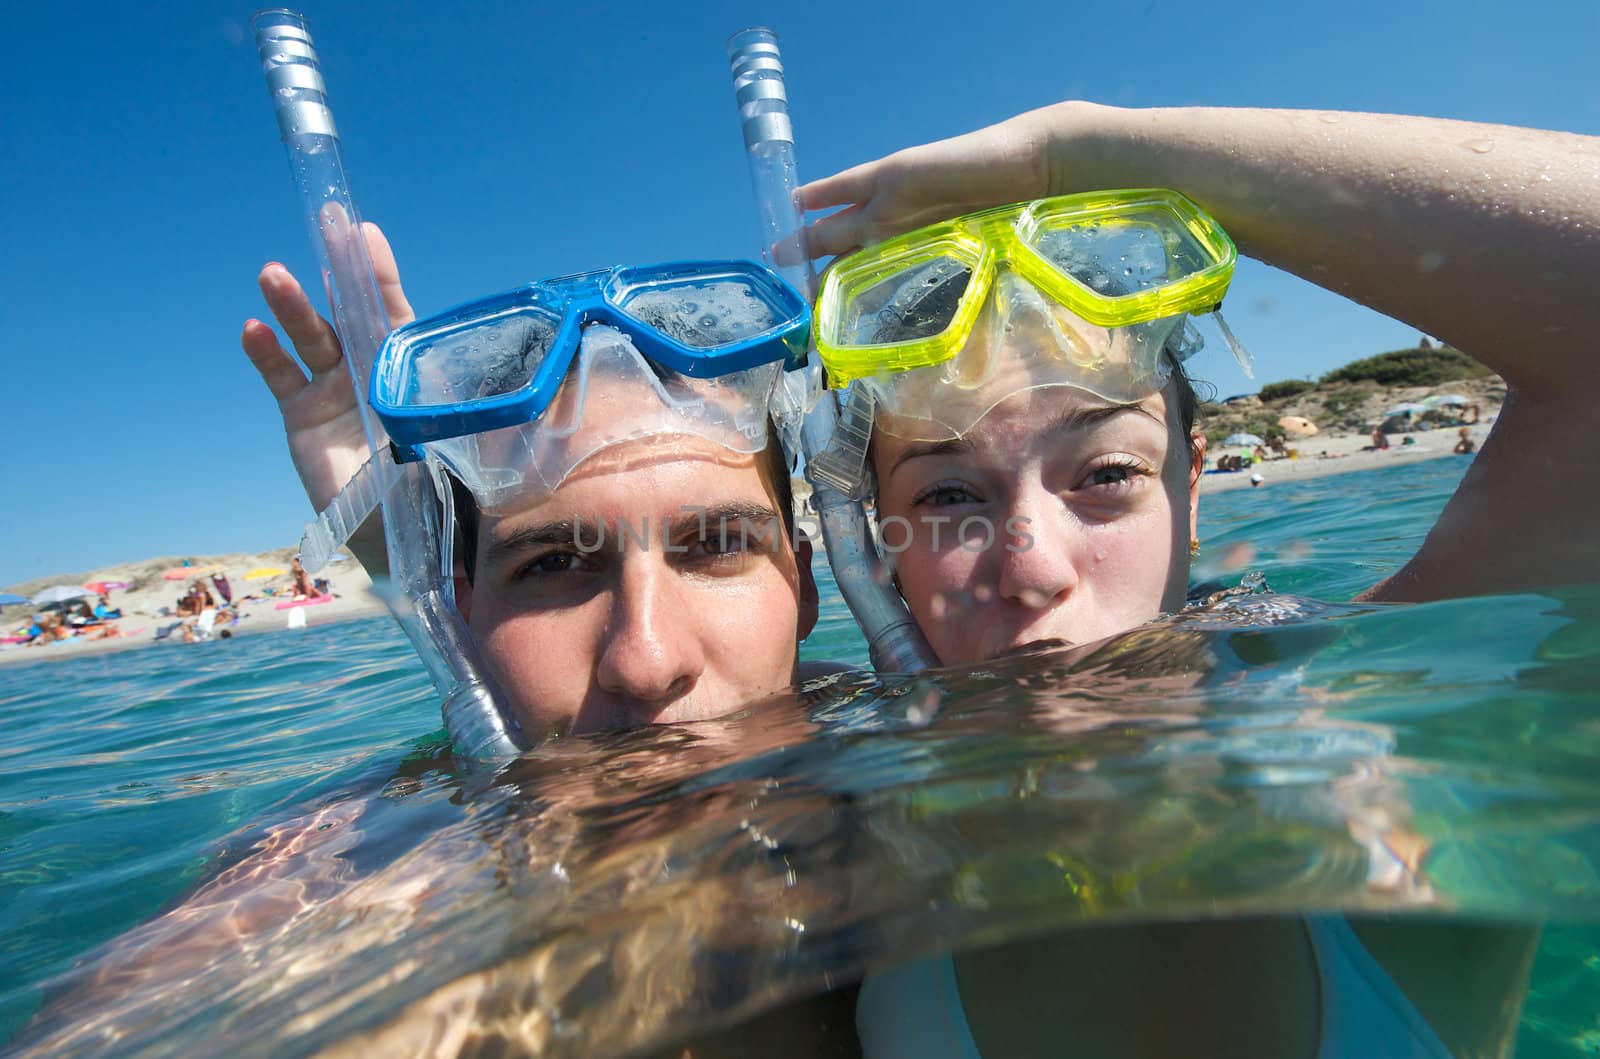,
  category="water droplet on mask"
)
[1318,112,1344,124]
[1464,139,1495,154]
